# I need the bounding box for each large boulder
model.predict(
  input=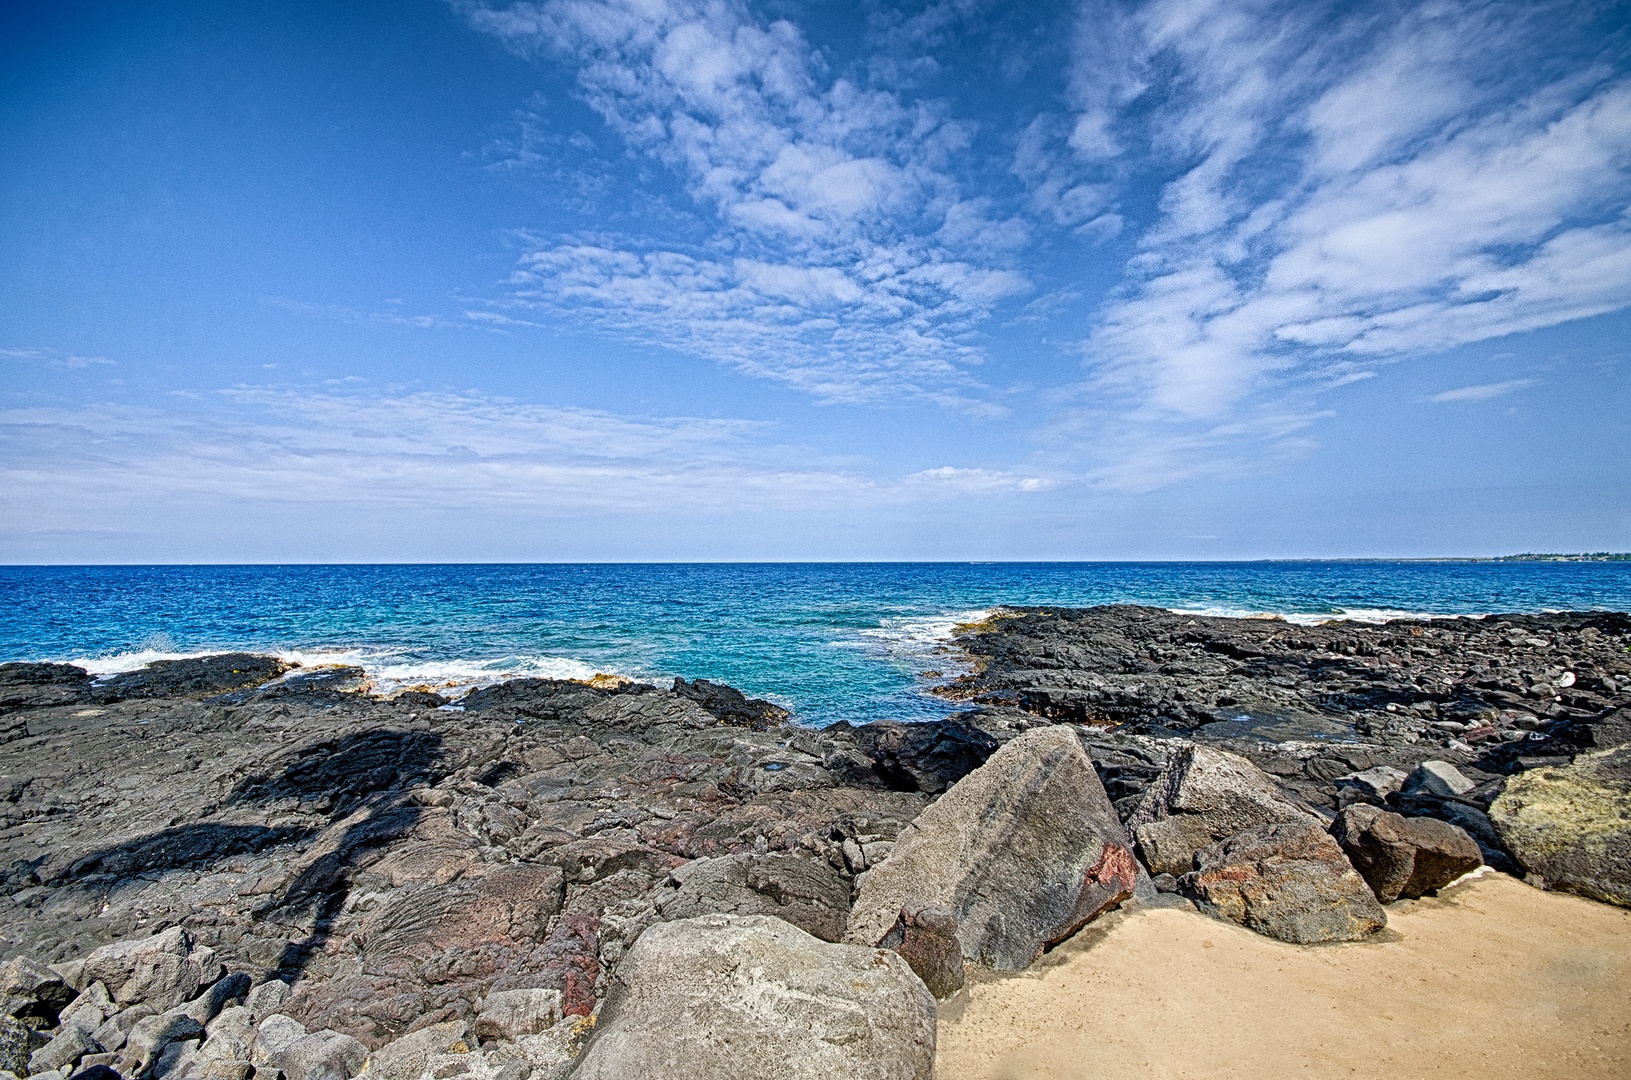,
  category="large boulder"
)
[0,956,75,1027]
[1127,744,1322,876]
[846,726,1139,969]
[1330,805,1483,903]
[570,914,935,1080]
[1489,745,1631,907]
[1179,822,1387,944]
[655,853,850,942]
